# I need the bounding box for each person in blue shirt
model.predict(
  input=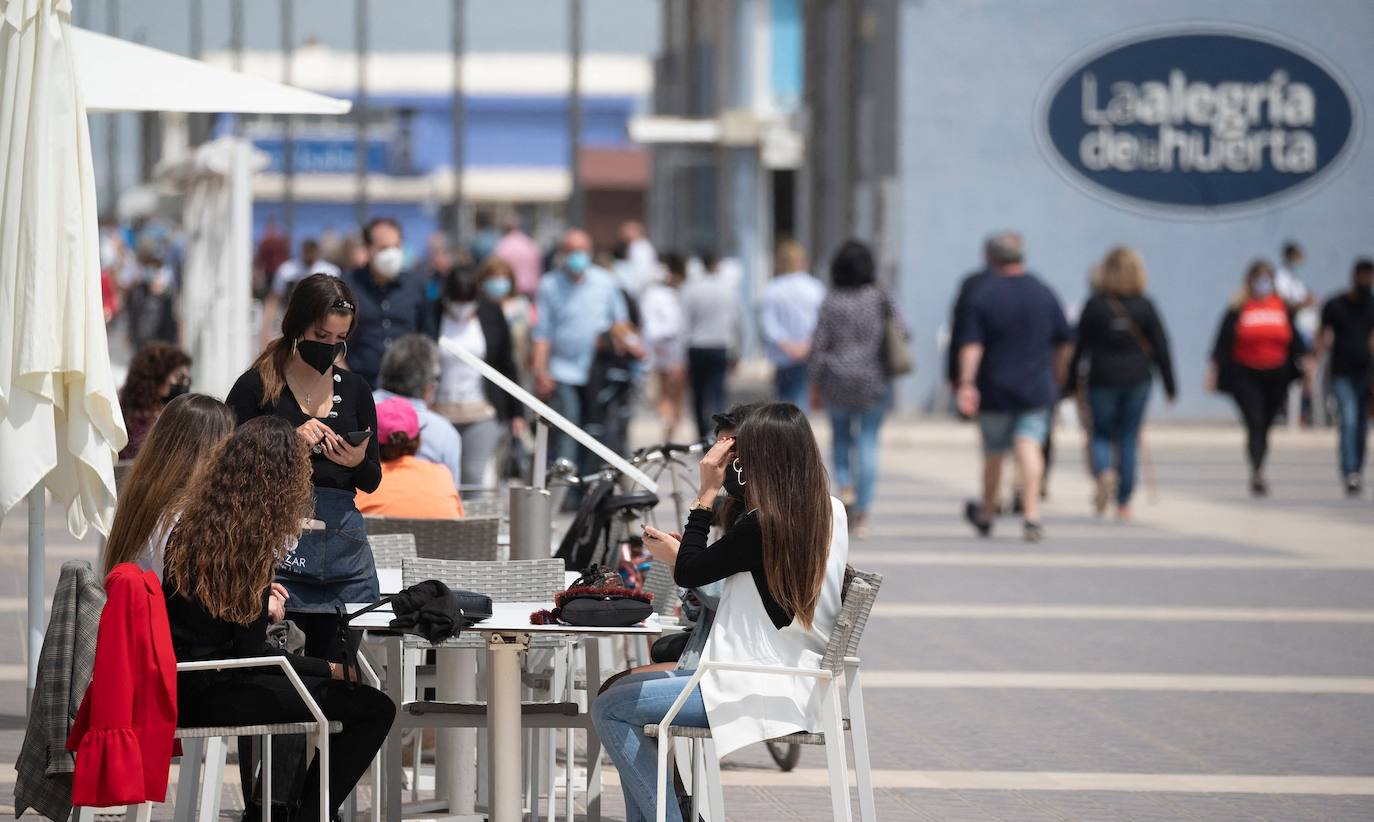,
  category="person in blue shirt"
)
[531,228,629,464]
[955,232,1072,543]
[342,217,437,388]
[759,239,826,407]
